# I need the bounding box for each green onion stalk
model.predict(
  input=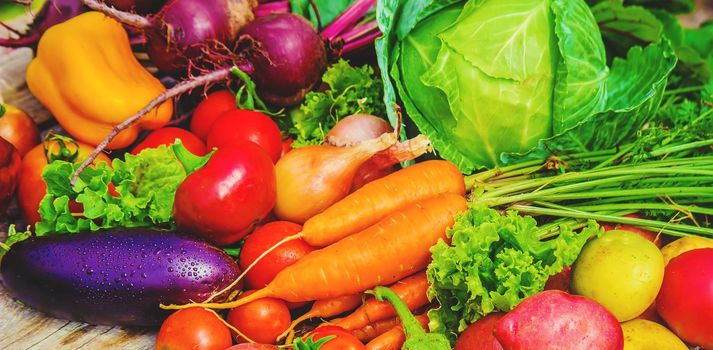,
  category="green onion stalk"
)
[464,139,713,239]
